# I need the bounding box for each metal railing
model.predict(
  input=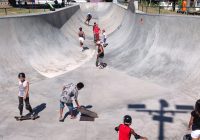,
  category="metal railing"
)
[138,3,200,15]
